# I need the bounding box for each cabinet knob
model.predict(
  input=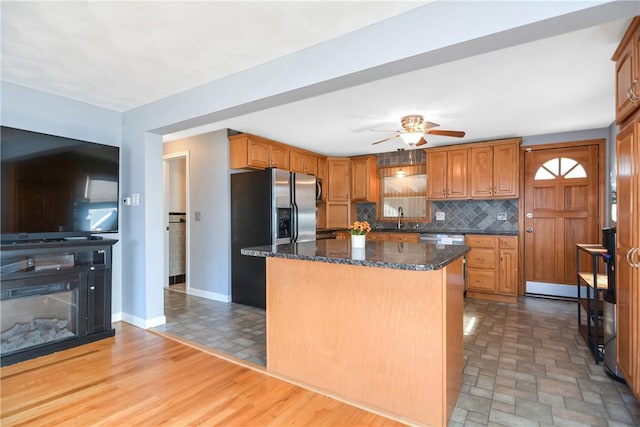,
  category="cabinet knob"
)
[89,286,95,290]
[90,266,95,271]
[526,228,533,233]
